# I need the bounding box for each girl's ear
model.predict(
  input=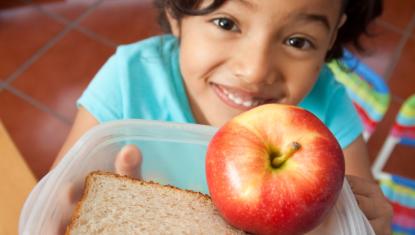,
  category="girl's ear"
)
[166,9,180,37]
[337,14,347,31]
[329,14,347,49]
